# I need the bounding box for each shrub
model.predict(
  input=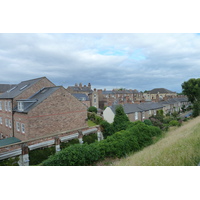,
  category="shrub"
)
[83,133,97,144]
[88,106,97,113]
[113,105,129,132]
[94,115,103,125]
[42,122,162,166]
[144,119,153,126]
[60,138,79,149]
[169,120,179,126]
[100,120,115,138]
